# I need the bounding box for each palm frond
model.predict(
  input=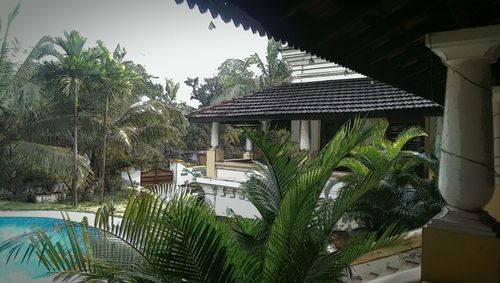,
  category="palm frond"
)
[388,127,427,159]
[95,193,258,282]
[12,141,94,187]
[11,36,53,91]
